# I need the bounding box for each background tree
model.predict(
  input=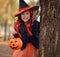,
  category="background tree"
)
[39,0,60,57]
[0,0,18,41]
